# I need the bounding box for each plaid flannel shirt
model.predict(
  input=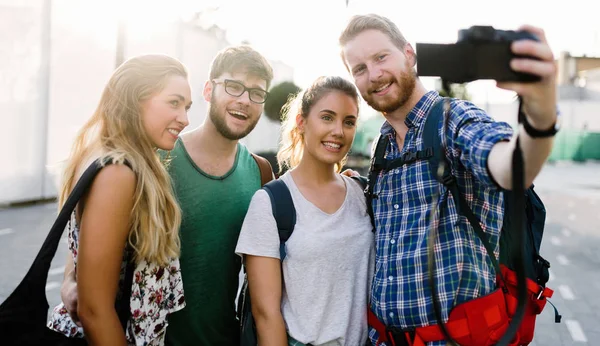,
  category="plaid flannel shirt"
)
[369,91,514,346]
